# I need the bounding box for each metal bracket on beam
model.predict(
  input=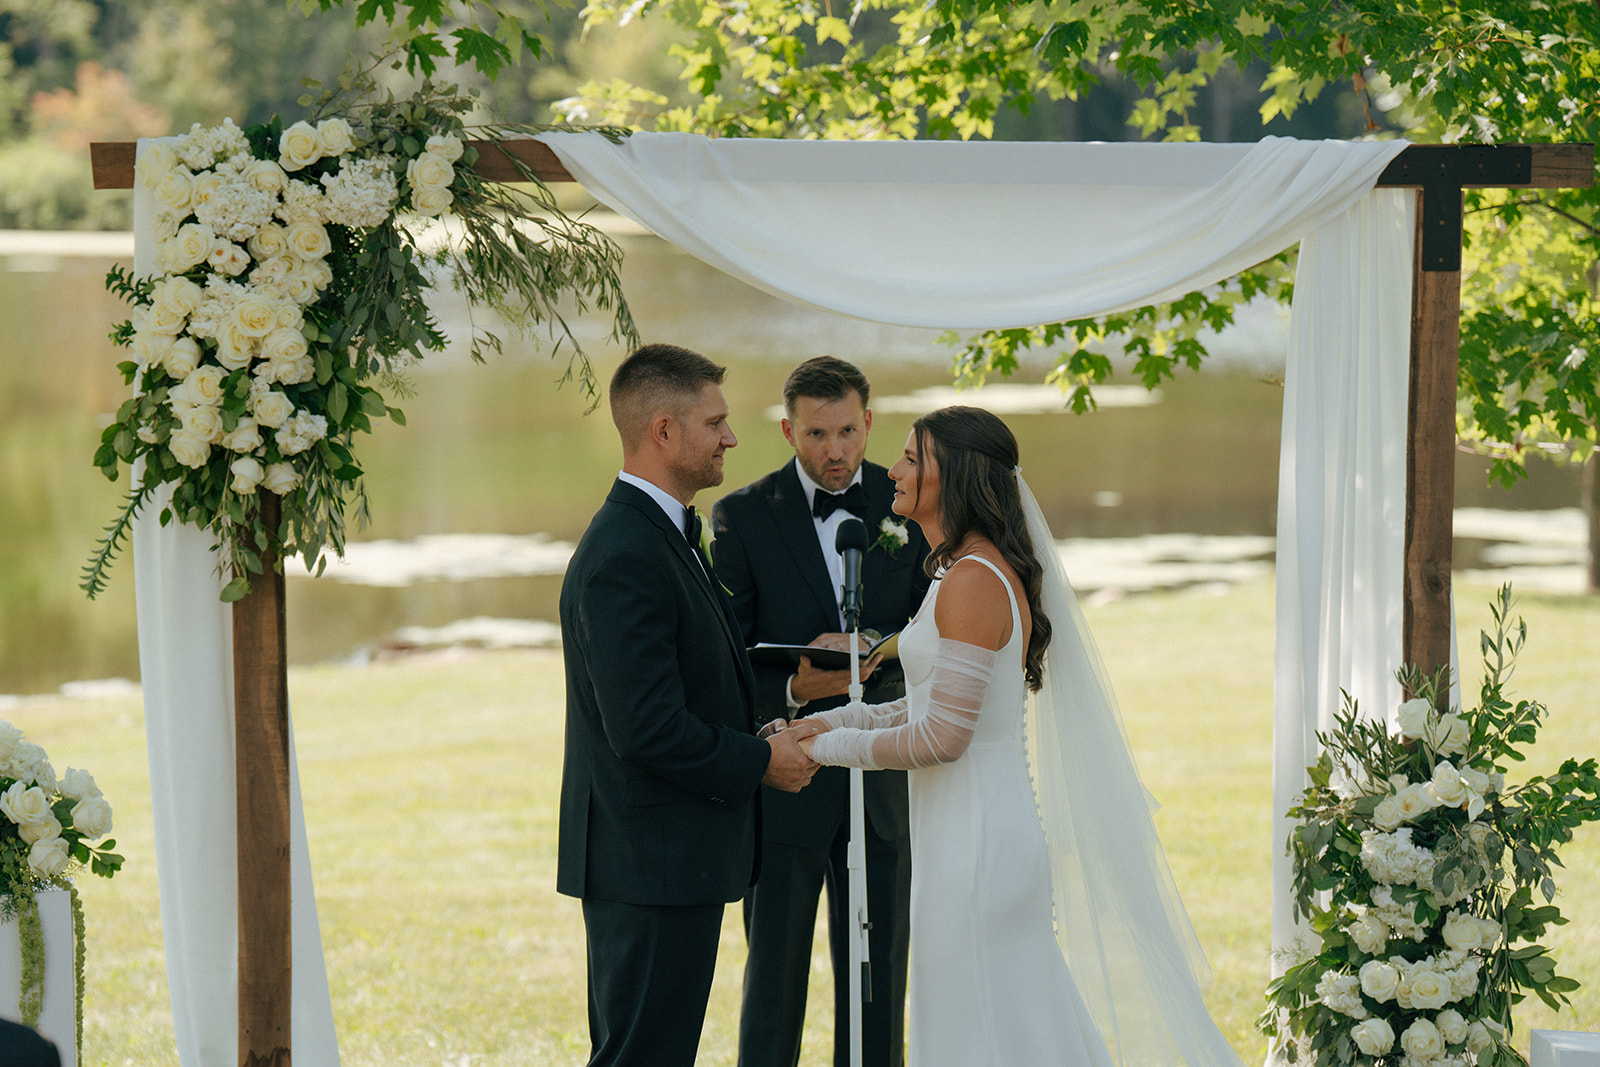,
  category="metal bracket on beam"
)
[1375,145,1533,272]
